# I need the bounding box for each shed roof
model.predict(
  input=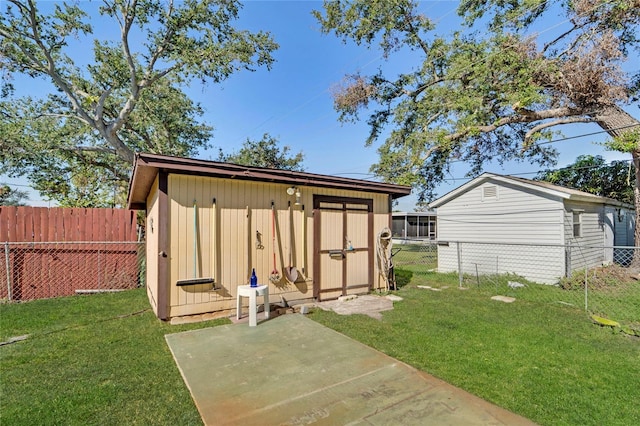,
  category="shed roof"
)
[127,153,412,210]
[429,172,633,209]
